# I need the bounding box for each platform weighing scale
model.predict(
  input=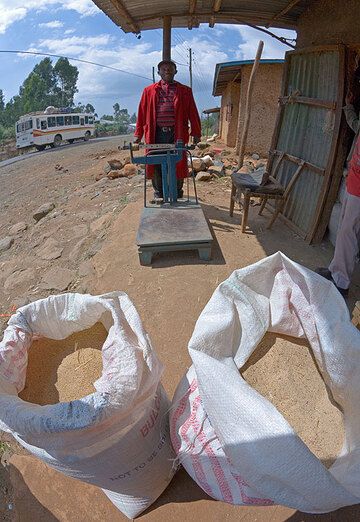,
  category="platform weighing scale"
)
[129,140,213,265]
